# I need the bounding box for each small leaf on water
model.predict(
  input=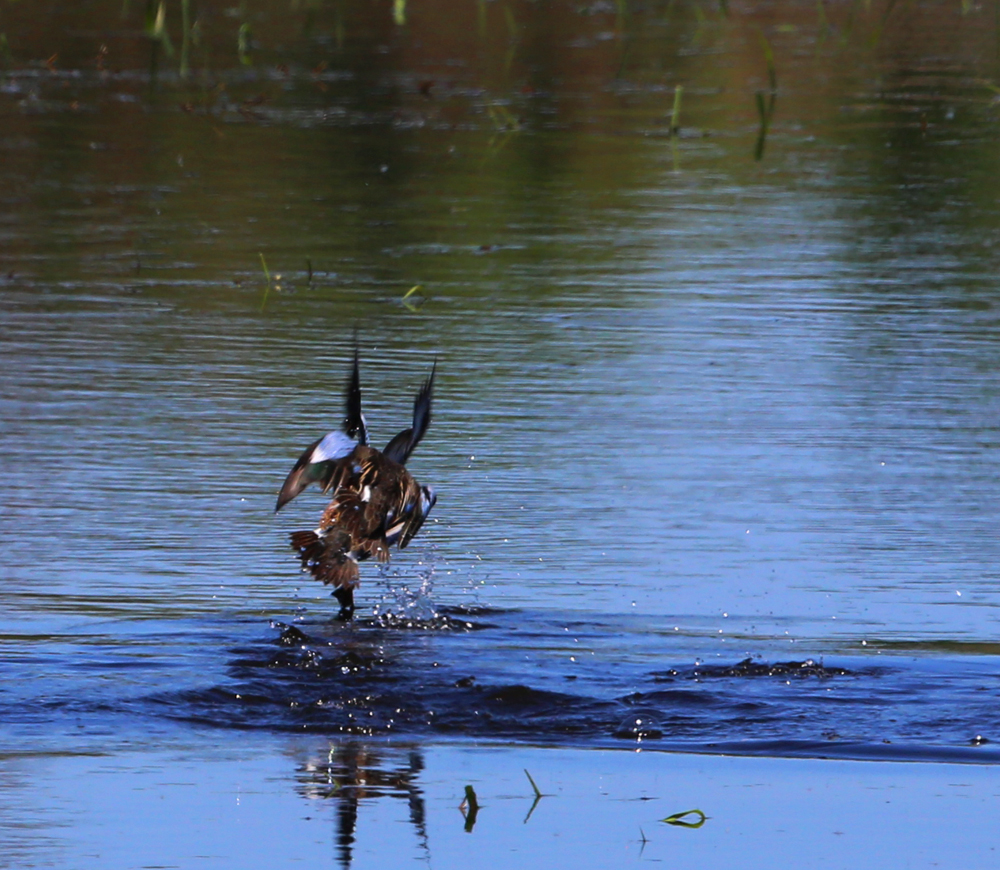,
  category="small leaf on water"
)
[661,808,707,828]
